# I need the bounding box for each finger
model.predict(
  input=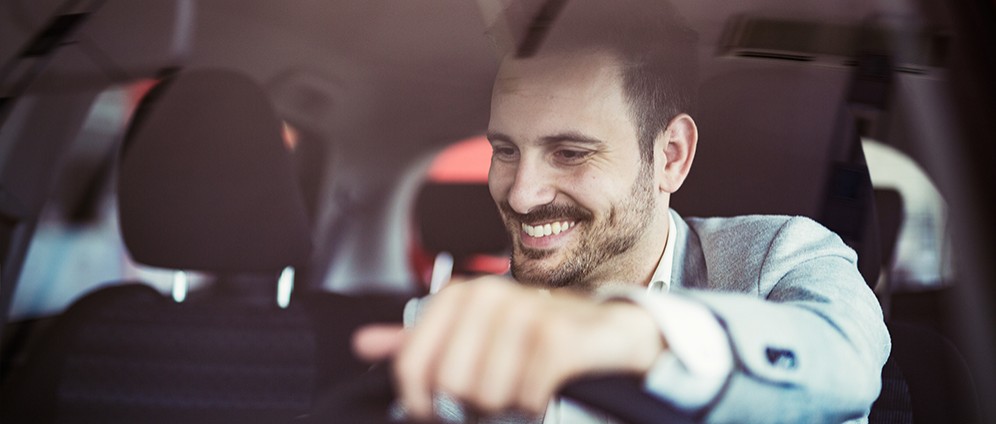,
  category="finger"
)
[439,276,471,291]
[395,284,471,420]
[352,324,406,363]
[435,282,507,403]
[474,291,540,414]
[514,300,665,413]
[515,295,595,414]
[517,313,572,415]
